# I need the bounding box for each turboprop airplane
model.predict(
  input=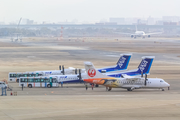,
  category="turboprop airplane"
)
[120,25,162,39]
[28,53,132,76]
[83,62,170,91]
[83,56,155,86]
[49,54,131,84]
